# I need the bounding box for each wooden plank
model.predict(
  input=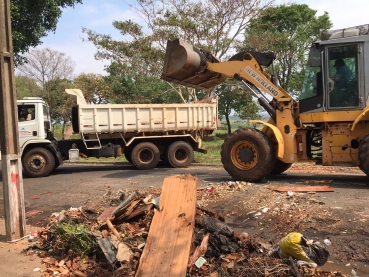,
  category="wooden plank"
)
[135,174,197,277]
[268,185,334,192]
